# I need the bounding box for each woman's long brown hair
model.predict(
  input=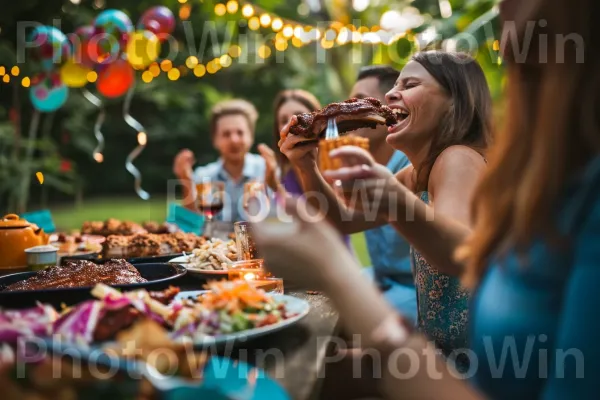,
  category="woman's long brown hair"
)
[272,90,321,168]
[411,52,493,192]
[460,0,600,287]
